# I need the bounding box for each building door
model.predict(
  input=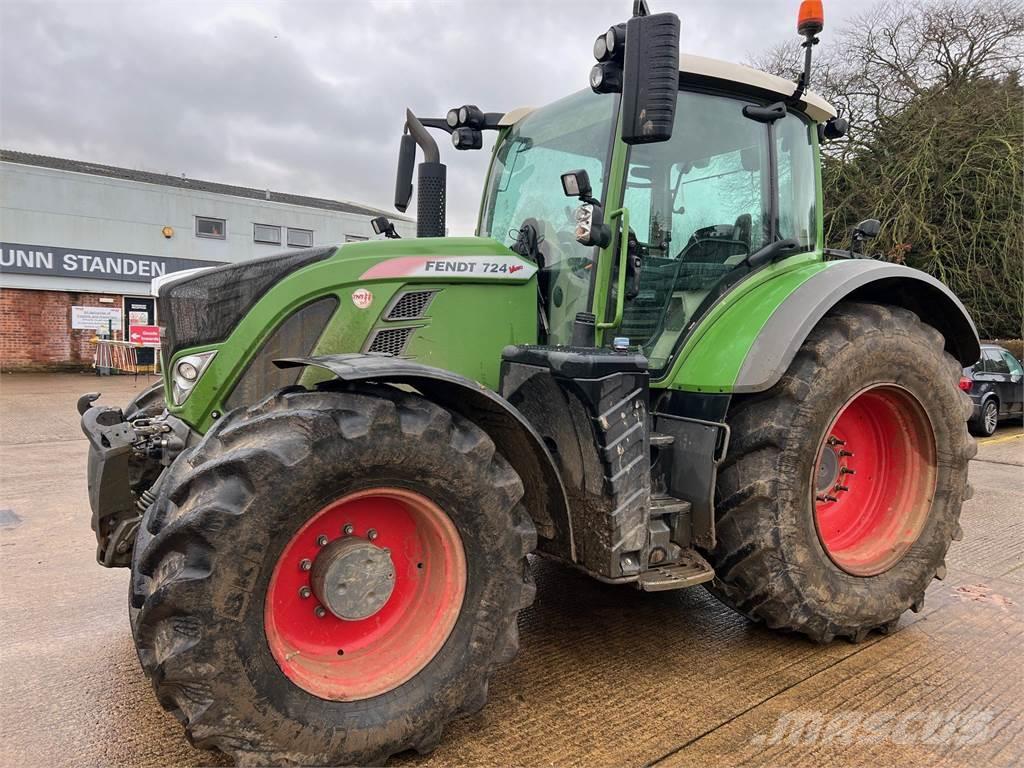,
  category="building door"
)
[124,296,157,367]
